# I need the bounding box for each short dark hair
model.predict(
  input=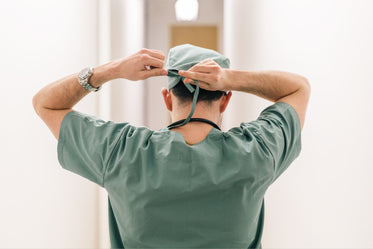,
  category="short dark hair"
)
[171,80,225,104]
